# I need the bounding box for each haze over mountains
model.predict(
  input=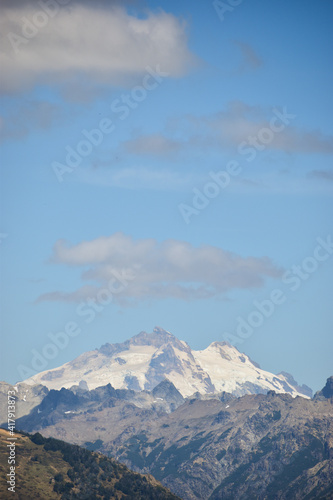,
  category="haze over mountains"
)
[24,327,312,399]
